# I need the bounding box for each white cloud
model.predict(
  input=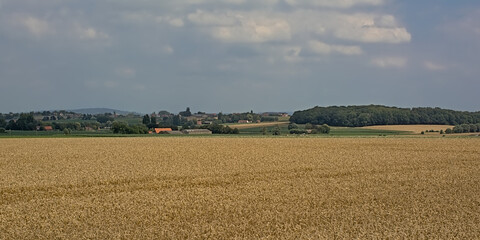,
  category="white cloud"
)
[334,26,411,44]
[188,10,238,26]
[424,61,446,71]
[75,25,109,40]
[190,10,291,43]
[21,16,52,37]
[309,40,363,55]
[167,18,184,27]
[281,11,411,44]
[329,13,411,44]
[371,57,407,68]
[285,0,384,8]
